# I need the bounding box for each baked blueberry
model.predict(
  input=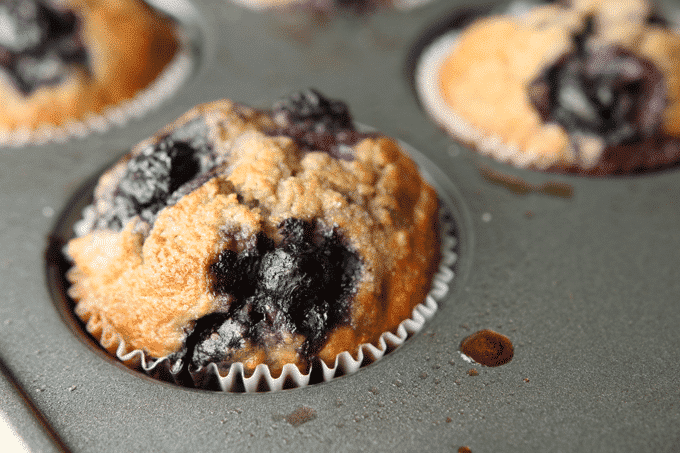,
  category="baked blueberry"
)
[528,16,666,148]
[114,140,202,225]
[195,218,360,370]
[272,89,374,160]
[0,0,88,94]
